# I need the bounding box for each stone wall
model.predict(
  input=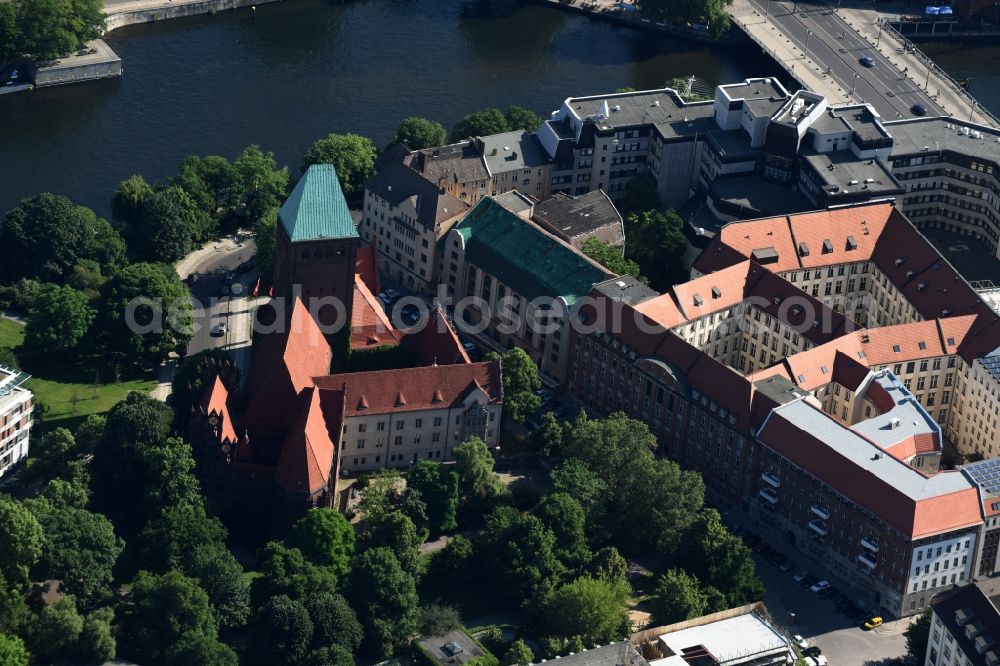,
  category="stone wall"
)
[105,0,284,32]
